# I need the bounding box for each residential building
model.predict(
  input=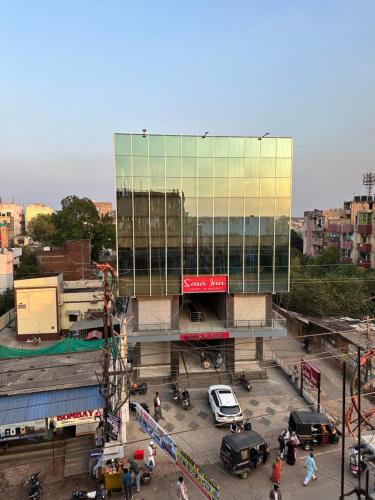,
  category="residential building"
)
[14,275,106,340]
[115,133,292,379]
[24,203,53,232]
[36,239,93,280]
[0,222,9,248]
[304,195,375,268]
[0,202,24,236]
[93,201,113,217]
[0,249,14,292]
